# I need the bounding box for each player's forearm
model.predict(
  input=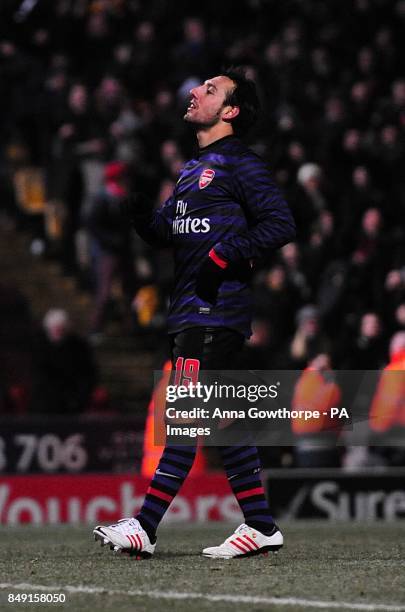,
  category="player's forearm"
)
[129,196,172,248]
[223,156,296,263]
[131,210,166,246]
[213,207,296,263]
